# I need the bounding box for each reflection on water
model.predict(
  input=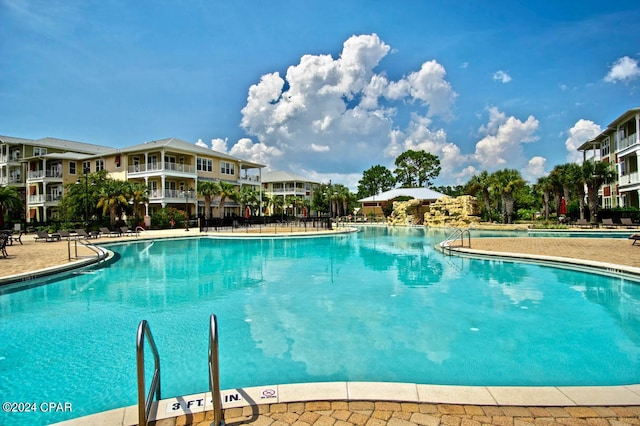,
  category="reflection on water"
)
[0,227,639,425]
